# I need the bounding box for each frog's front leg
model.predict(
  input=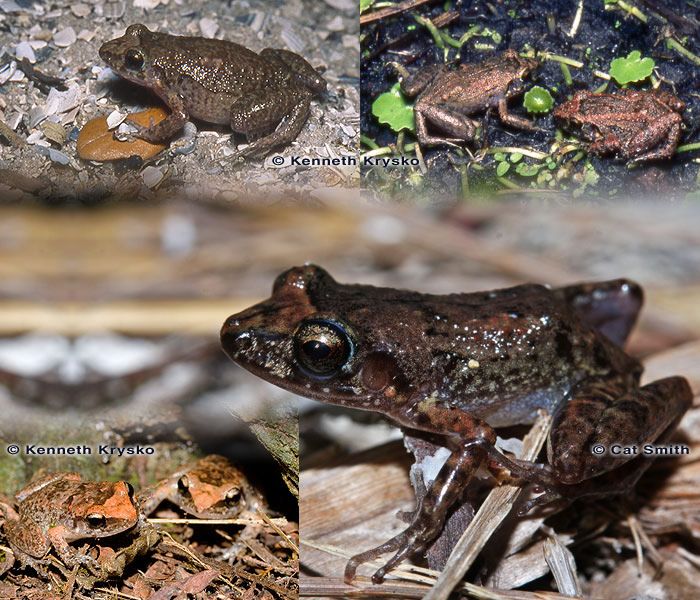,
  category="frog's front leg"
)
[230,88,312,159]
[345,405,496,584]
[130,91,188,143]
[391,63,446,98]
[496,97,537,131]
[48,526,100,569]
